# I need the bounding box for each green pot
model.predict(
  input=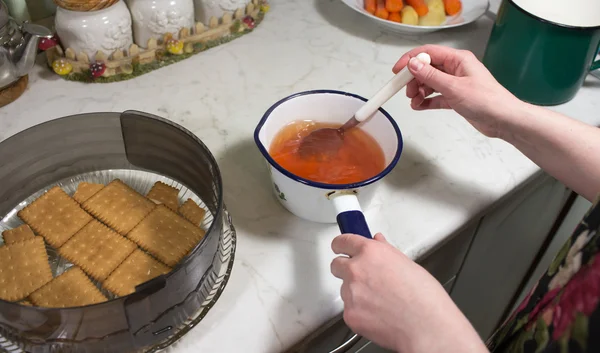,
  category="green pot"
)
[482,0,600,106]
